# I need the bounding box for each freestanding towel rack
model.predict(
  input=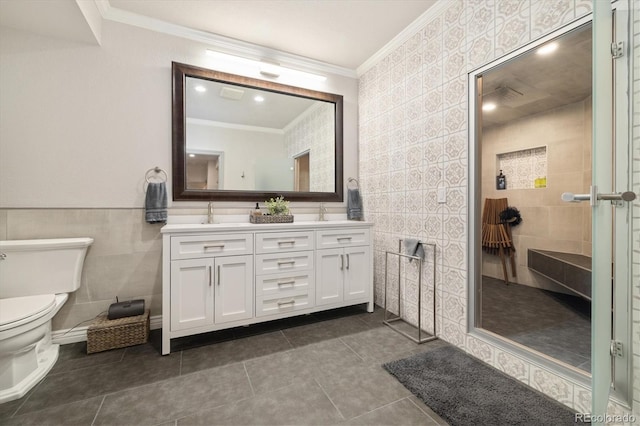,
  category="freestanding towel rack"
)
[383,239,437,344]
